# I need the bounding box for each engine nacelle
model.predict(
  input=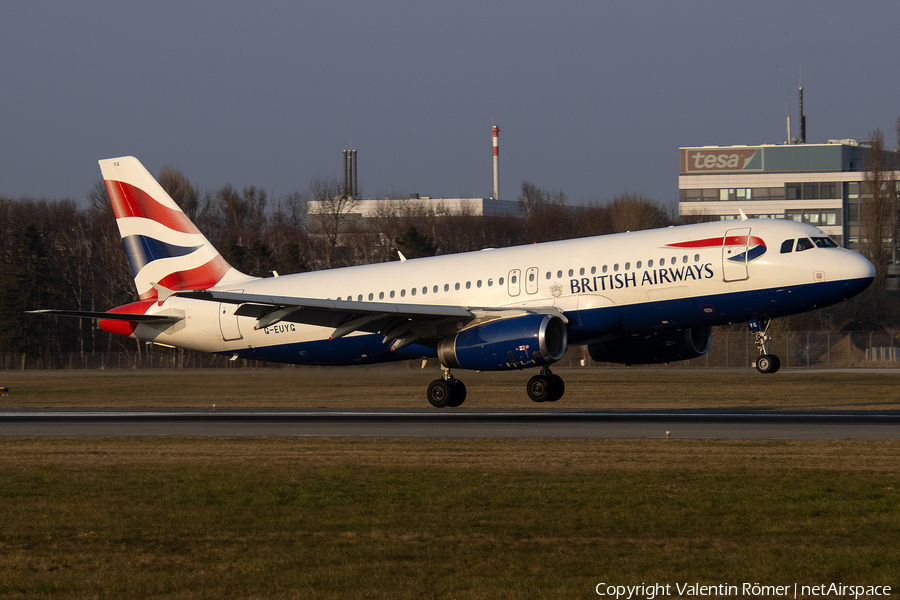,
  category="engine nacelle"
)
[588,326,712,365]
[438,313,568,370]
